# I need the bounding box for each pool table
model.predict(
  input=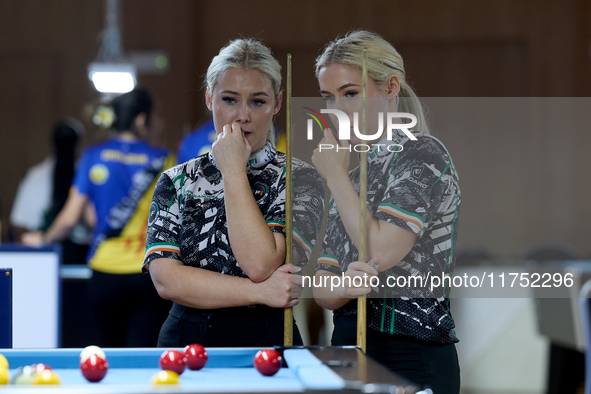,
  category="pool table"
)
[0,346,426,393]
